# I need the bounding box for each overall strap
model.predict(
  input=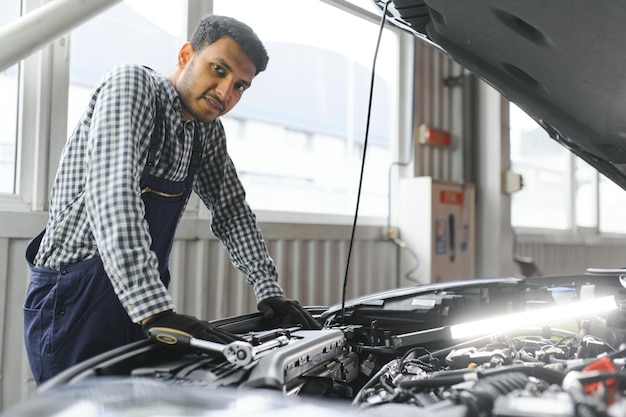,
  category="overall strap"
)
[189,123,203,172]
[146,99,163,169]
[141,95,203,181]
